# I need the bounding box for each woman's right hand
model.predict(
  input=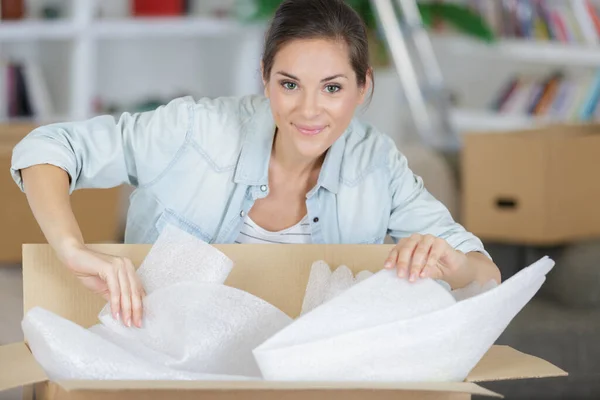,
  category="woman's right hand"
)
[59,244,146,328]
